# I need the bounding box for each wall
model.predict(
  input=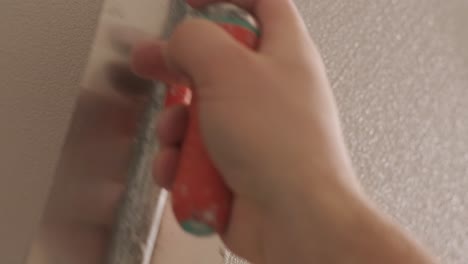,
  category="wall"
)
[0,1,101,263]
[263,0,467,263]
